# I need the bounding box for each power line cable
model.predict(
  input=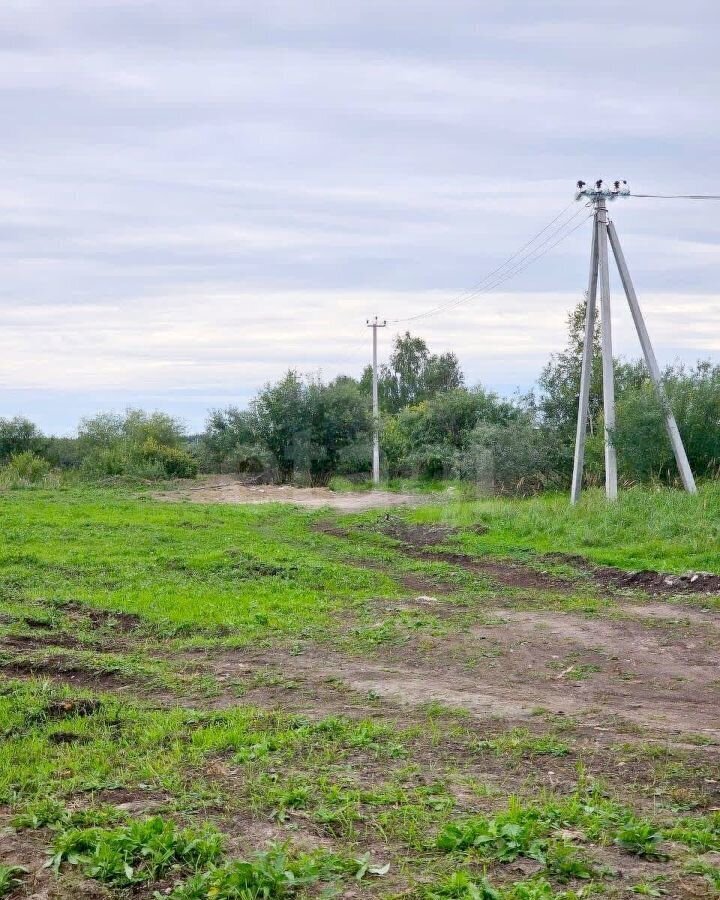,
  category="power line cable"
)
[391,205,592,325]
[631,193,720,200]
[431,211,594,318]
[390,200,581,324]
